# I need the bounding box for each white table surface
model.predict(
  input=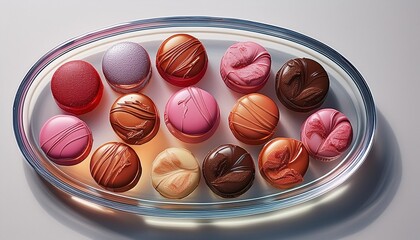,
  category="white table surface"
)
[2,1,419,239]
